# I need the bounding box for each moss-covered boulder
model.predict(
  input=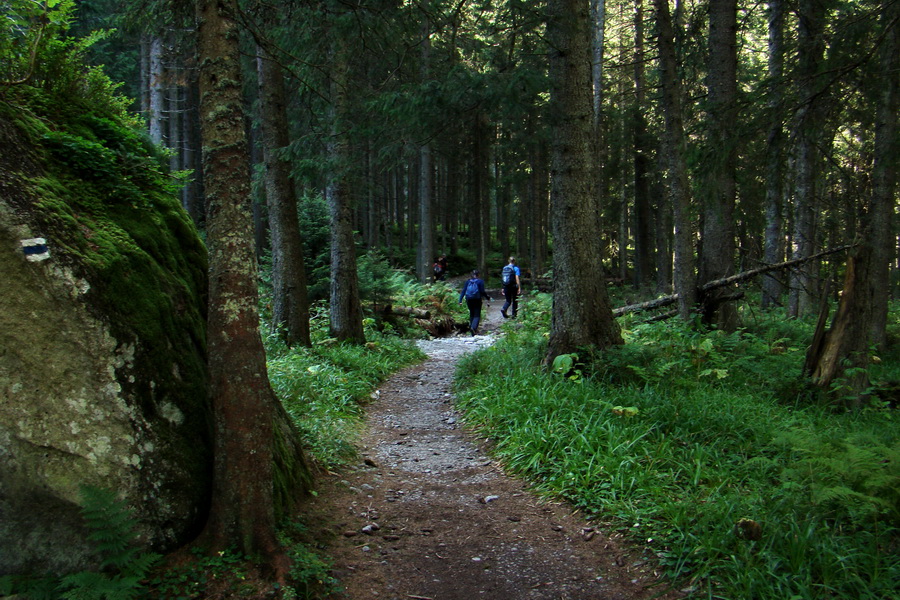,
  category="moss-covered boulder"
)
[0,98,211,575]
